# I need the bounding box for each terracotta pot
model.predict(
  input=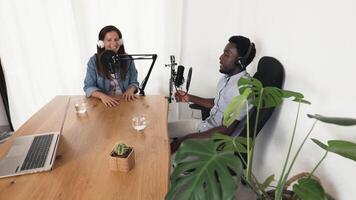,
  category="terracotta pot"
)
[109,148,135,172]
